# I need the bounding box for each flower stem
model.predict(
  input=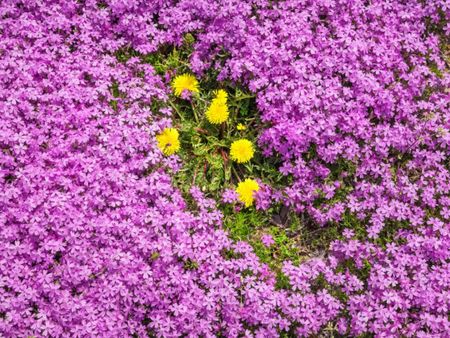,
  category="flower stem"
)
[191,101,199,123]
